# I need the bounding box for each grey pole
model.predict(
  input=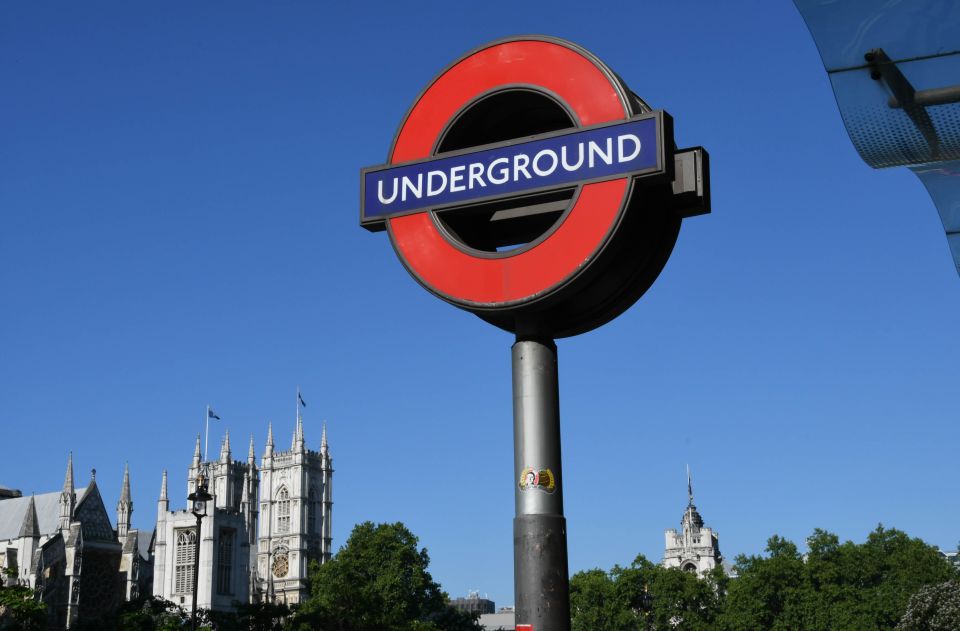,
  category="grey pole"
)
[512,336,570,631]
[191,513,201,631]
